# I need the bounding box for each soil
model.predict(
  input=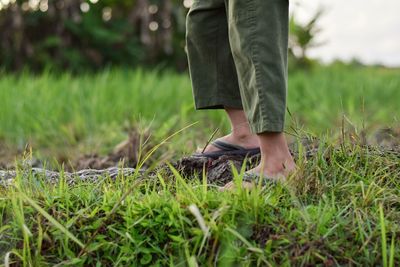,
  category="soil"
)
[70,129,150,171]
[0,141,20,169]
[170,154,261,186]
